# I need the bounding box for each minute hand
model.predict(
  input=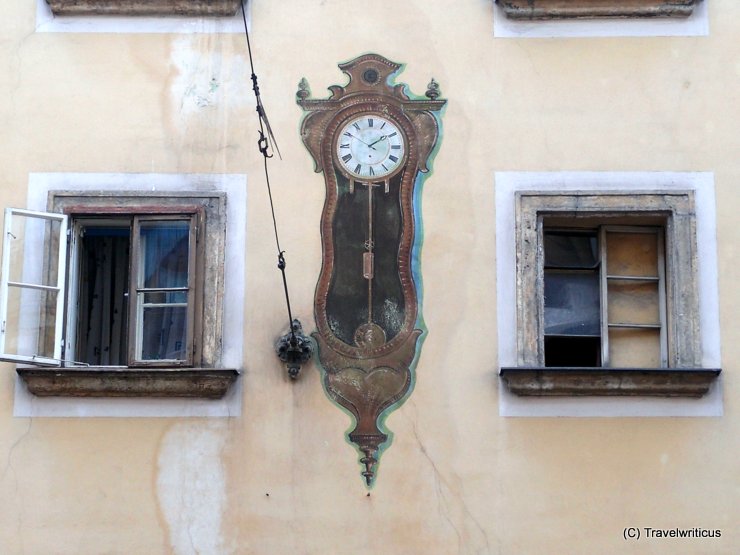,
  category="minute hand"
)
[346,132,377,149]
[367,135,387,149]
